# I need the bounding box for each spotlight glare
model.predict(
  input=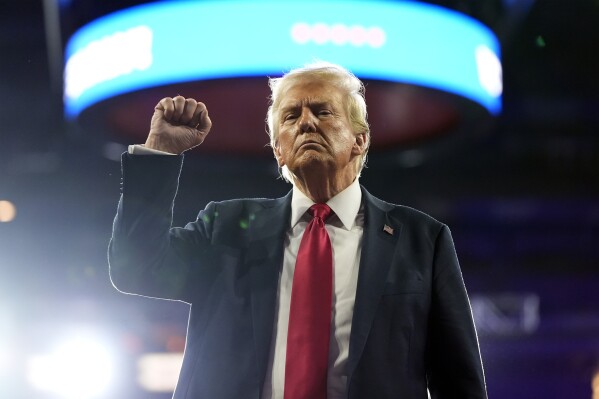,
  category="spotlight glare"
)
[27,336,114,399]
[137,352,183,393]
